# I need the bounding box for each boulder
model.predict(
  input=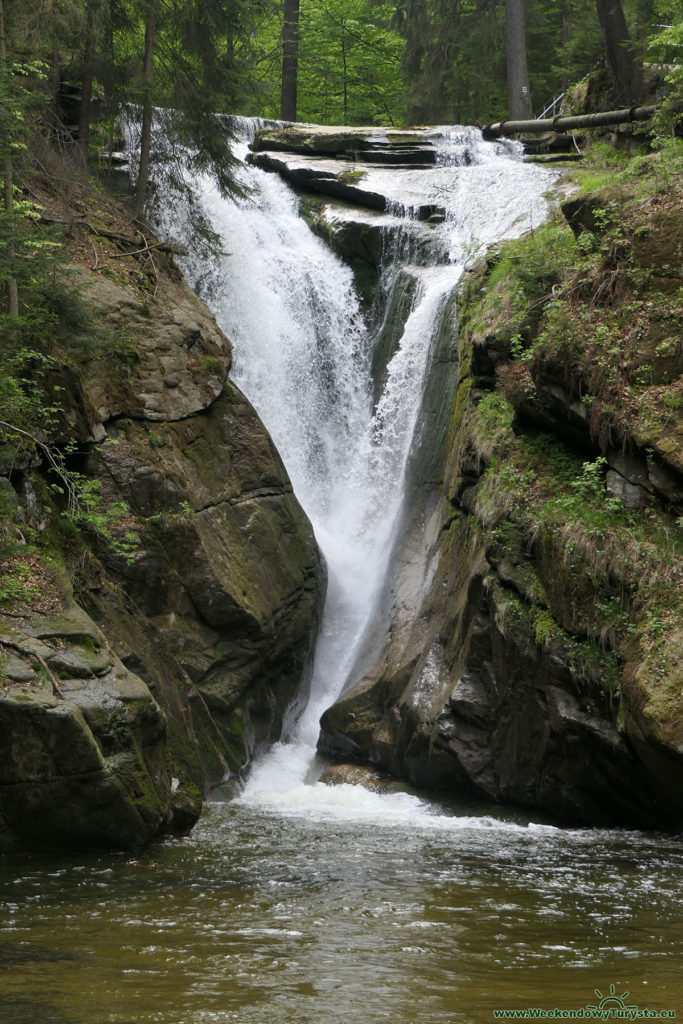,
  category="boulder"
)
[0,605,174,851]
[0,221,325,849]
